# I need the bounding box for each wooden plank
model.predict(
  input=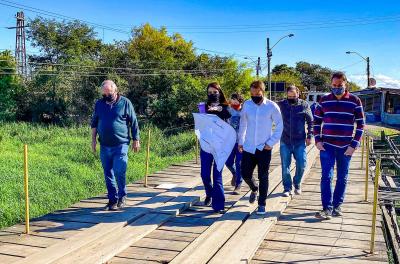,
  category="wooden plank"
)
[0,231,61,248]
[144,229,198,242]
[54,213,172,264]
[208,146,318,264]
[132,237,188,251]
[116,246,179,263]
